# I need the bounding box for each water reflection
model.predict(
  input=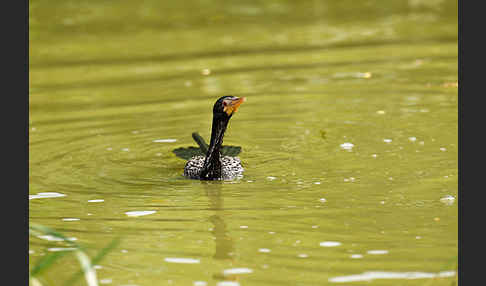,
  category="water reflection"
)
[204,182,247,285]
[204,182,234,260]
